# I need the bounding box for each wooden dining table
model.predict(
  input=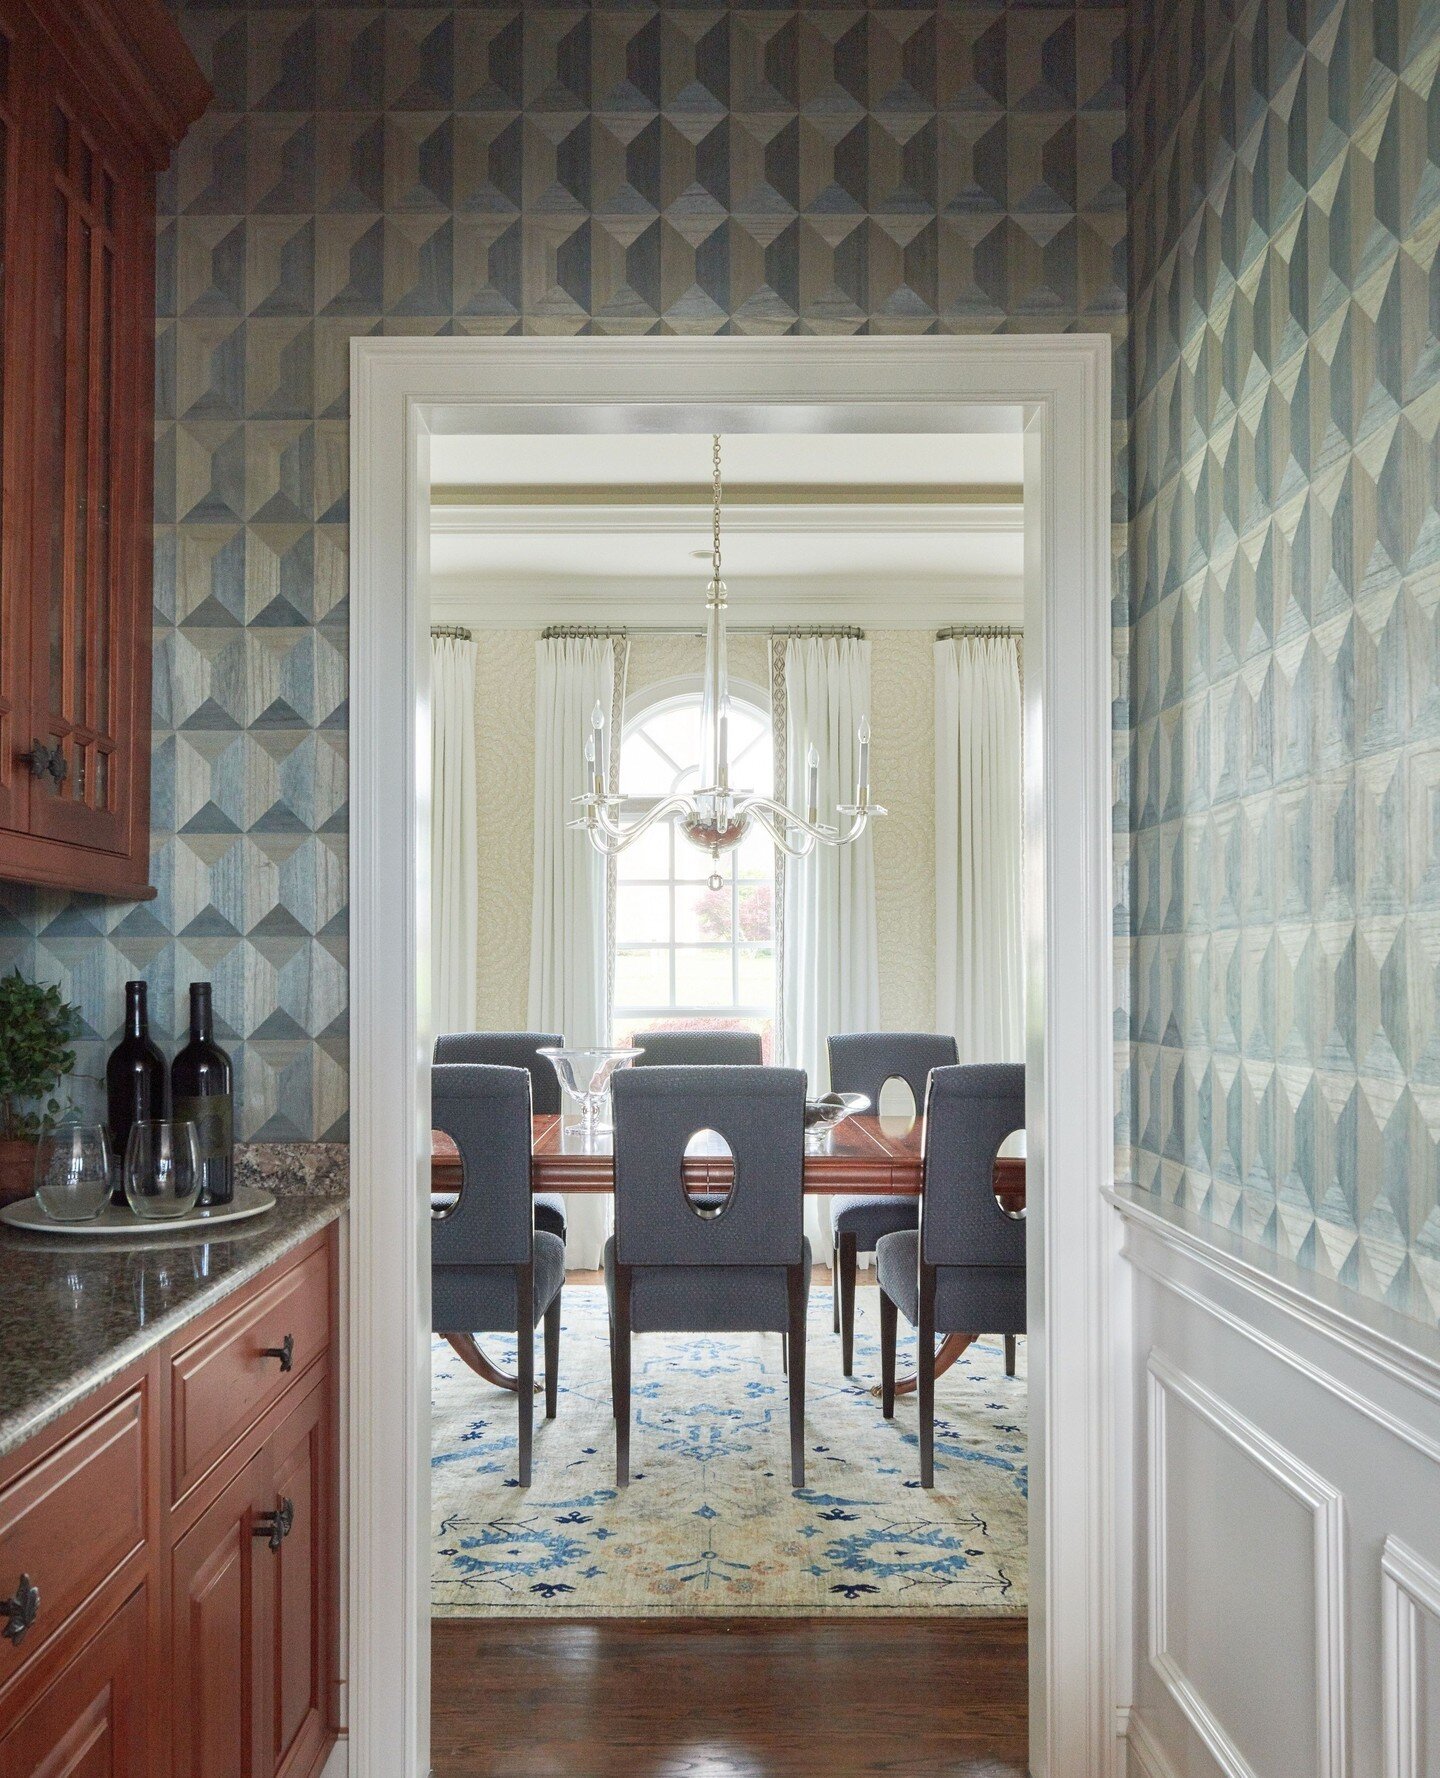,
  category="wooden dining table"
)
[432,1113,1025,1399]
